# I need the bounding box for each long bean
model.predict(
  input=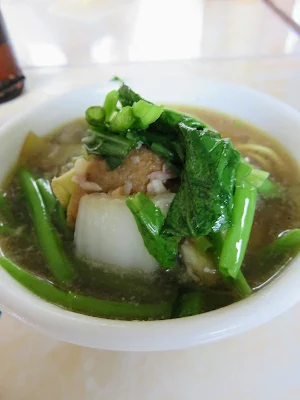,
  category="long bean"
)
[219,181,257,279]
[0,257,173,320]
[19,169,75,286]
